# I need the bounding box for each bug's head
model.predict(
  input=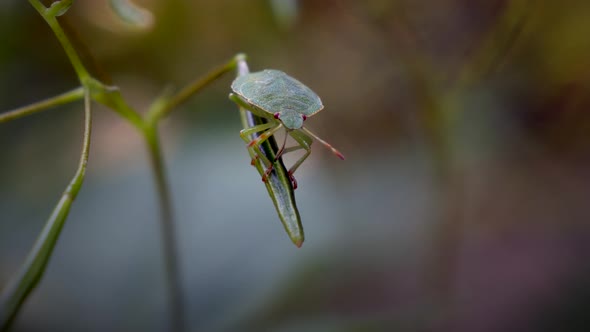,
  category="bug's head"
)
[274,111,307,130]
